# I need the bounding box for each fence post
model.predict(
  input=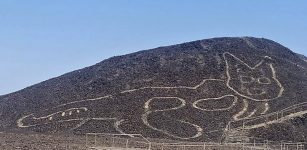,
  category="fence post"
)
[296,143,300,150]
[125,139,129,149]
[112,137,115,147]
[85,134,88,148]
[203,143,206,150]
[265,140,267,150]
[94,134,97,147]
[148,142,151,150]
[281,112,283,118]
